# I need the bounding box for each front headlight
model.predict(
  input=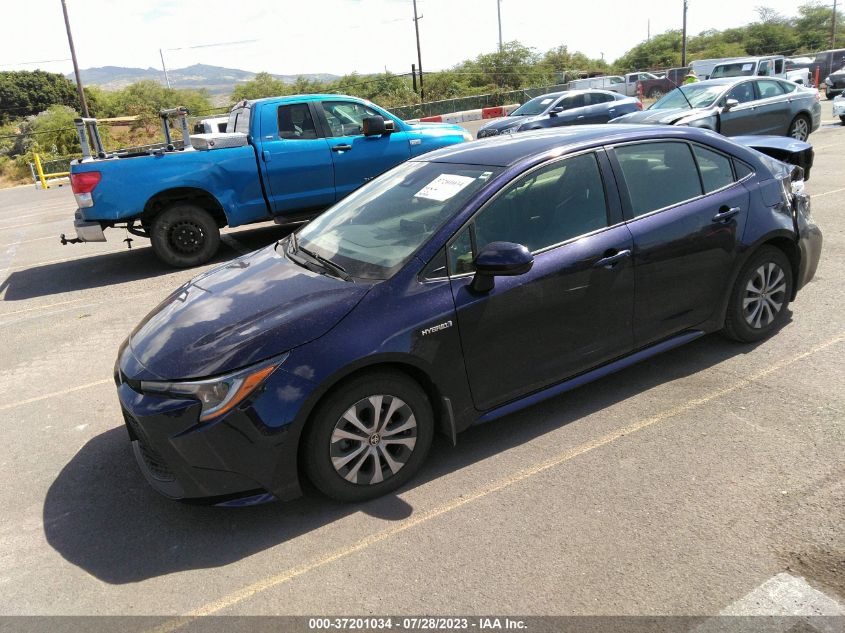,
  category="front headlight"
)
[500,126,518,135]
[140,353,288,422]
